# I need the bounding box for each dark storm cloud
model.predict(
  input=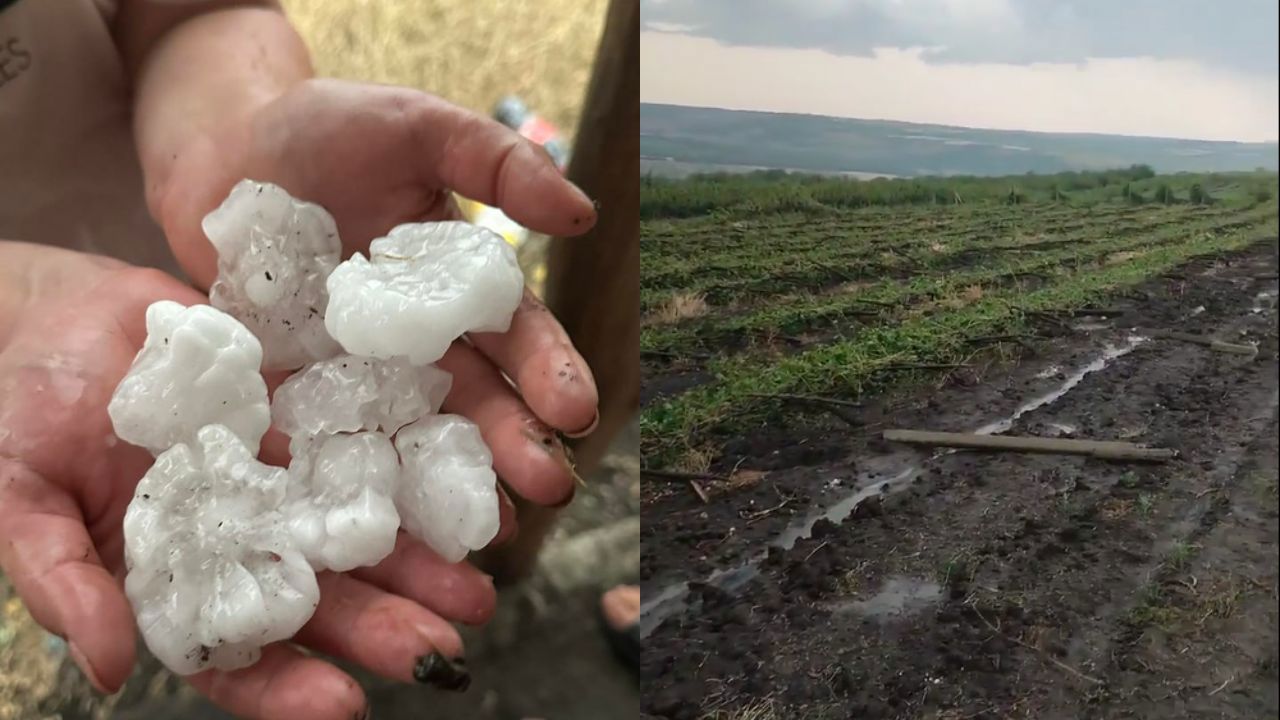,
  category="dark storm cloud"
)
[640,0,1279,76]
